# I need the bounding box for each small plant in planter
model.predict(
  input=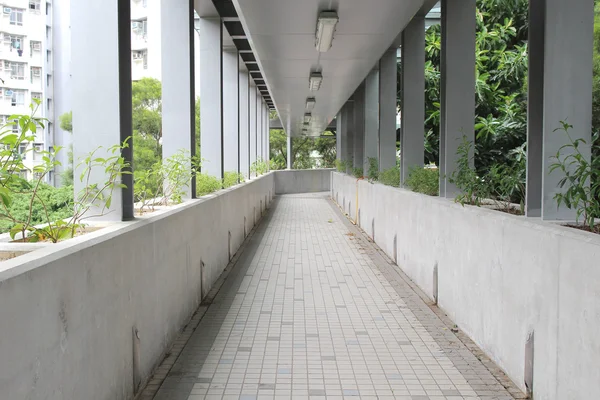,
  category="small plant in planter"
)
[367,157,379,182]
[352,167,363,179]
[135,150,200,214]
[223,171,245,188]
[251,158,269,176]
[0,102,131,243]
[550,121,600,233]
[406,165,439,196]
[379,165,400,188]
[449,136,492,206]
